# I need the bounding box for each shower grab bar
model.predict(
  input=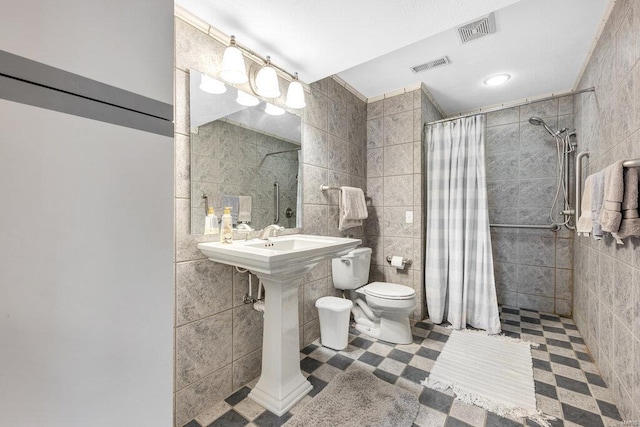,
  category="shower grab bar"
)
[575,151,590,226]
[273,182,279,224]
[202,193,209,216]
[490,223,560,231]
